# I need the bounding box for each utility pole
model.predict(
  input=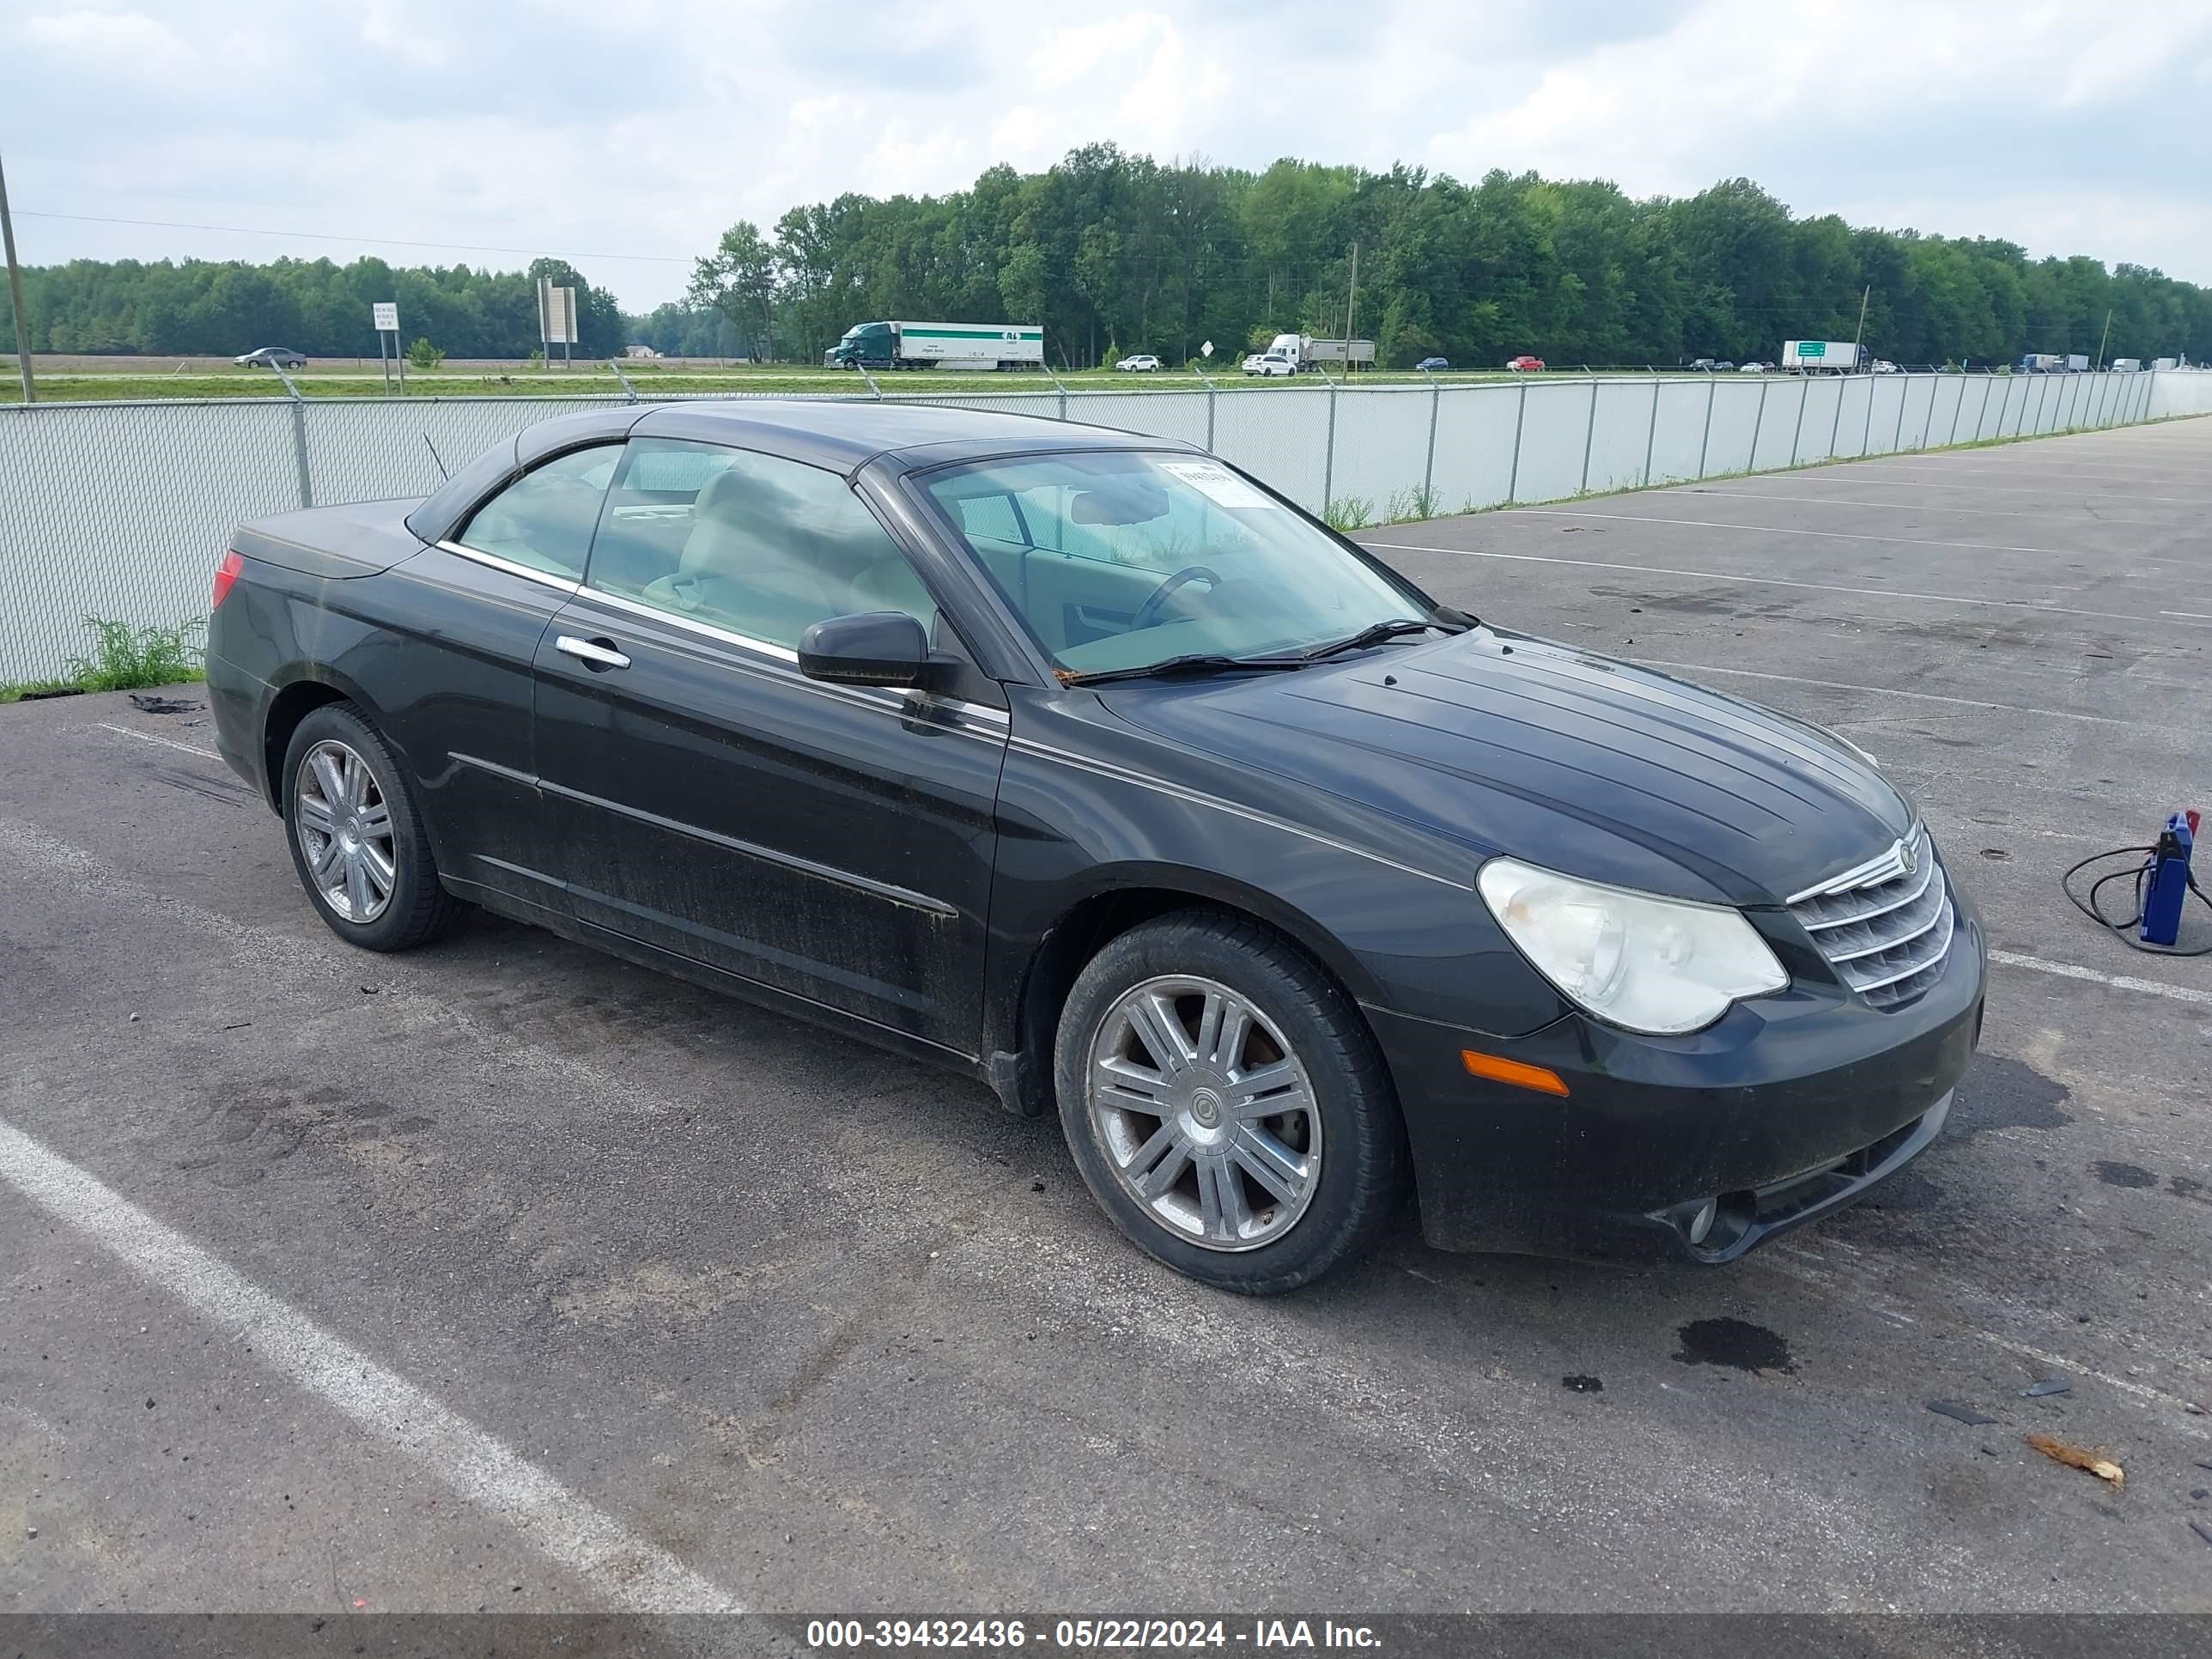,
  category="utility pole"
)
[0,153,34,404]
[2095,308,2112,369]
[1851,284,1871,359]
[1345,241,1358,372]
